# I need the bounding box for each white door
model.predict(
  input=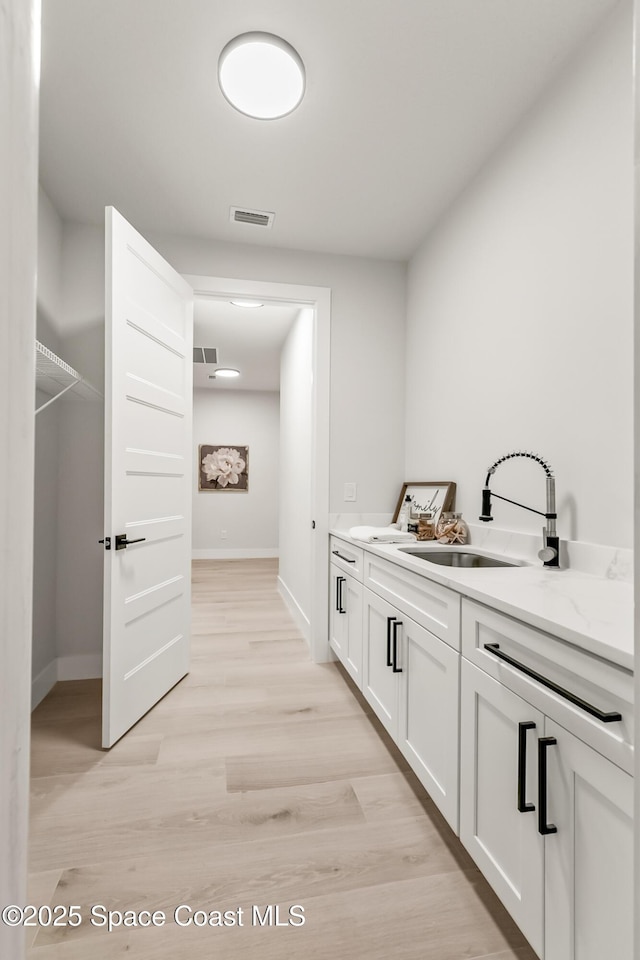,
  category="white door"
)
[398,619,459,832]
[102,207,193,747]
[459,658,544,957]
[544,718,633,960]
